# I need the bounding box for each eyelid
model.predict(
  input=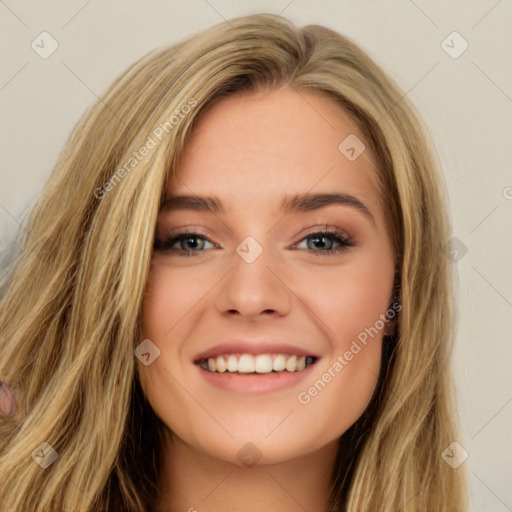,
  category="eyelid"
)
[161,223,352,240]
[294,224,351,240]
[155,225,219,243]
